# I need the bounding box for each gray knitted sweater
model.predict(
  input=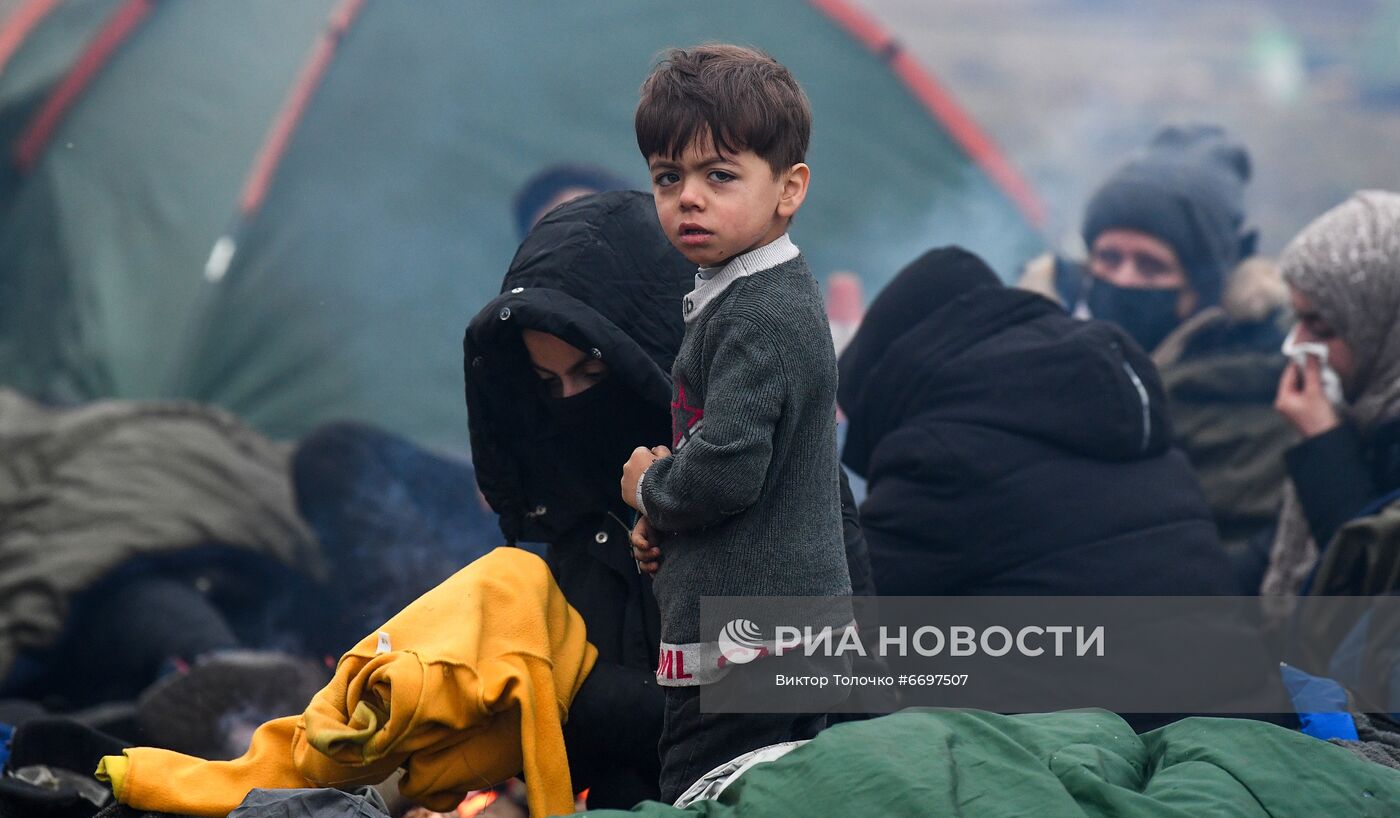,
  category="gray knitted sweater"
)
[640,236,851,648]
